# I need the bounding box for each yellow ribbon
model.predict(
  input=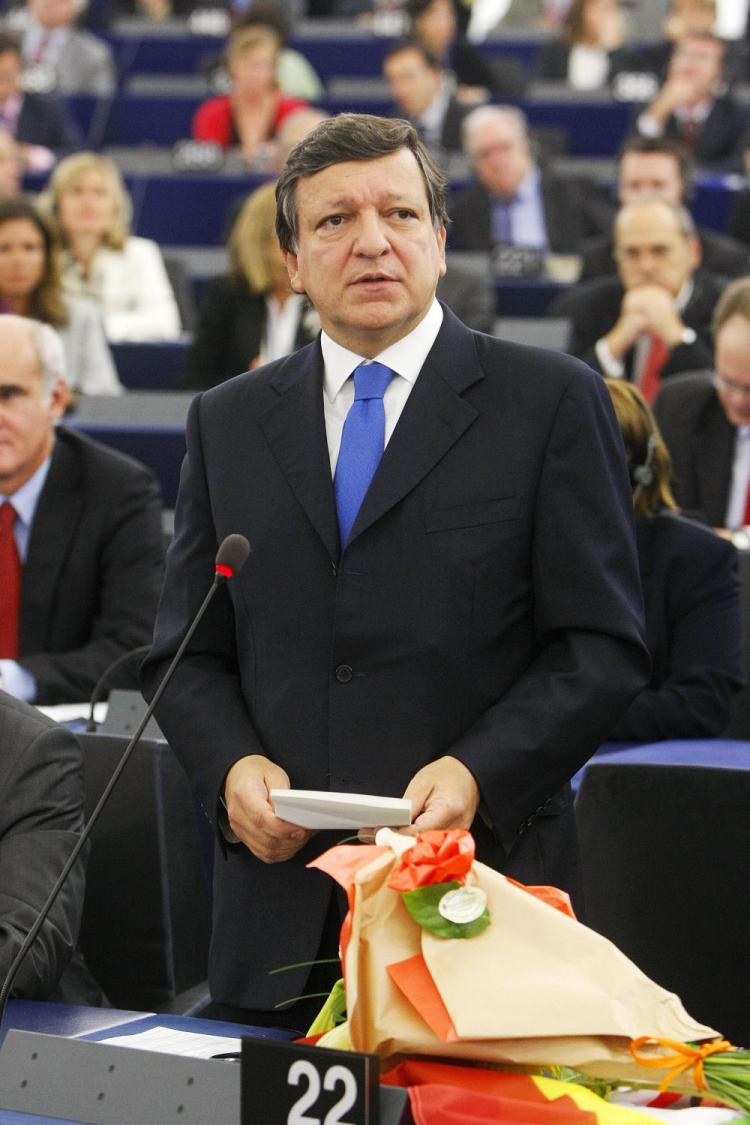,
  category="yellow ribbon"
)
[629,1036,736,1091]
